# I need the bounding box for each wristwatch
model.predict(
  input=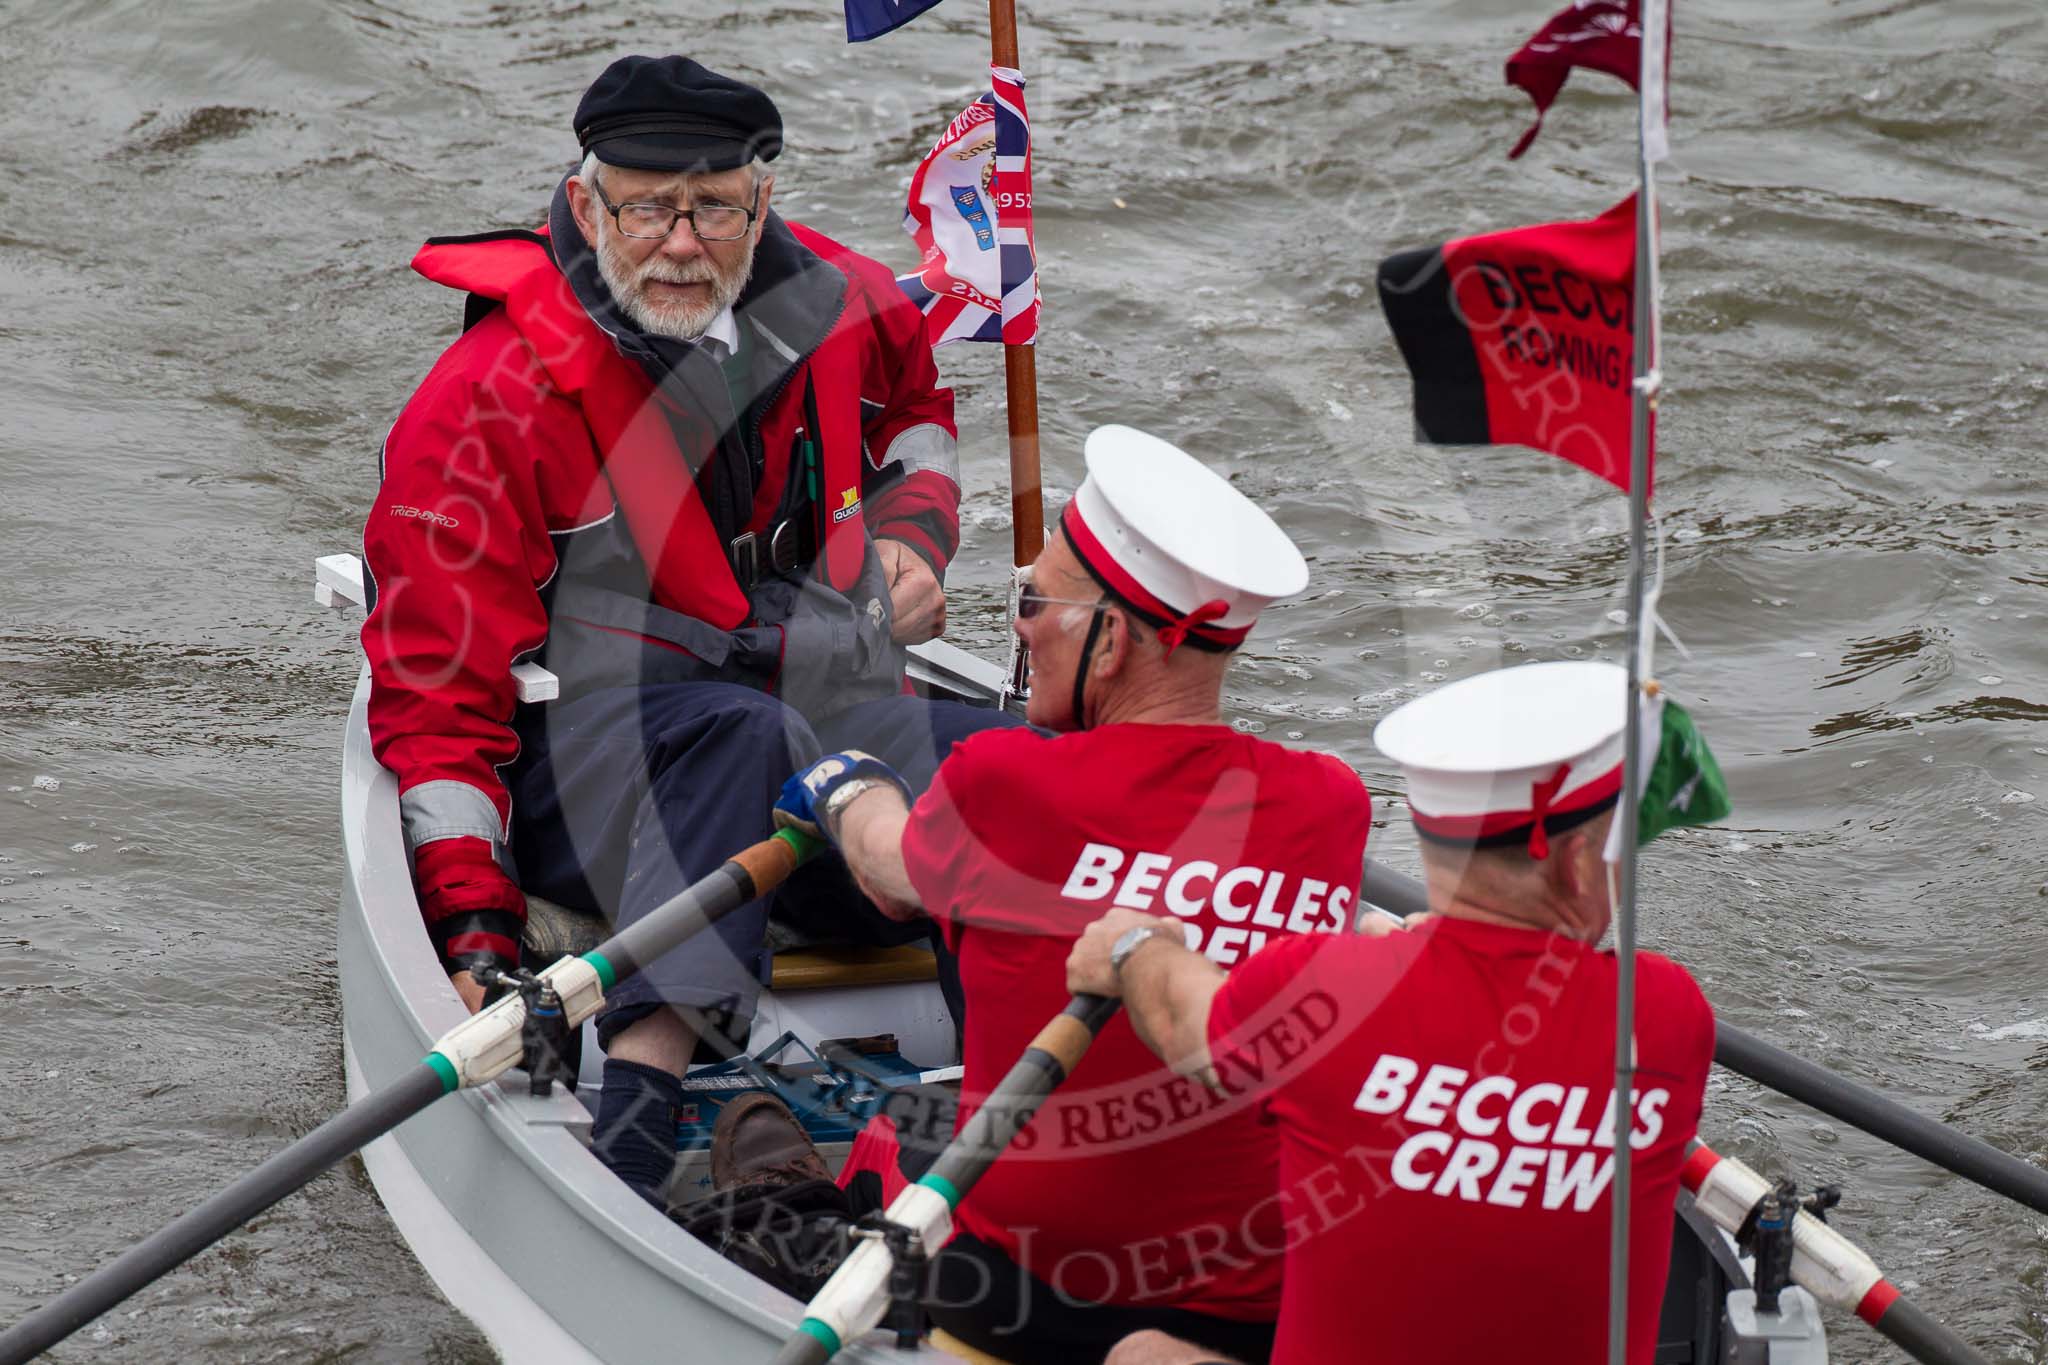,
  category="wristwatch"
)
[1109,924,1167,978]
[820,775,900,837]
